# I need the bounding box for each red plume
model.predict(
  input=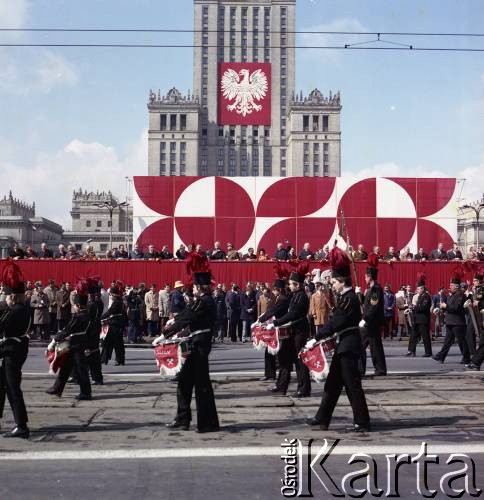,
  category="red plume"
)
[328,246,351,271]
[367,253,379,268]
[273,261,290,280]
[75,278,89,297]
[297,260,310,277]
[186,249,210,275]
[0,258,24,290]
